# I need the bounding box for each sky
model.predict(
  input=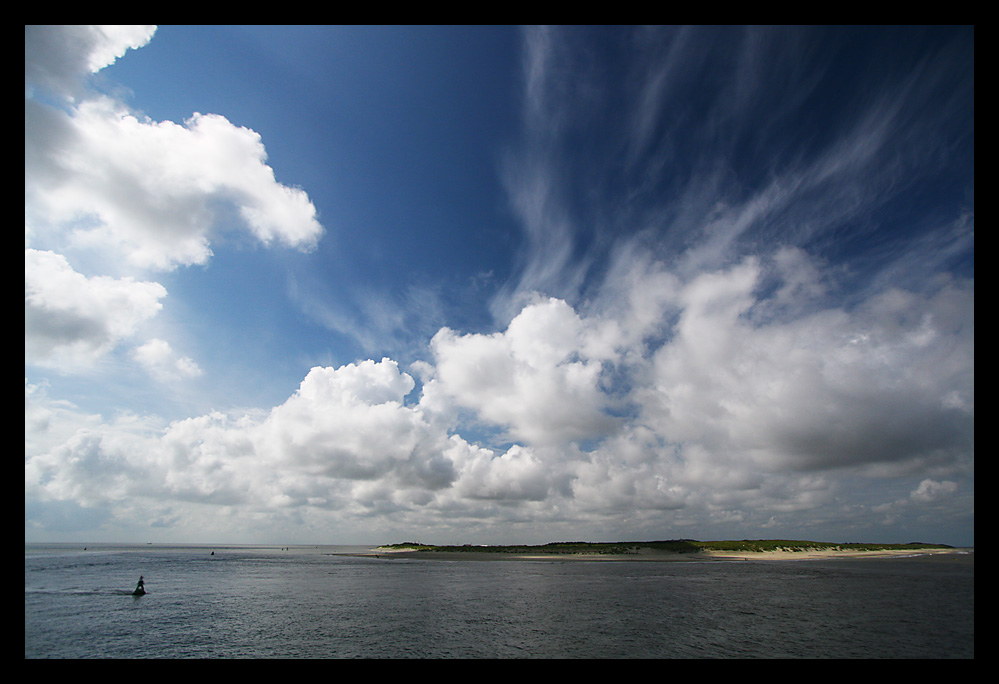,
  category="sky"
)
[25,26,974,547]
